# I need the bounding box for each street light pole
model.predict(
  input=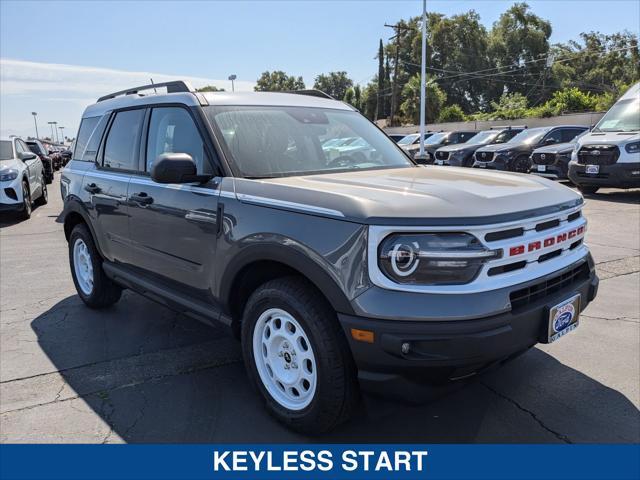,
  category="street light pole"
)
[58,127,65,144]
[418,0,427,160]
[31,112,39,139]
[228,74,237,92]
[48,122,56,141]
